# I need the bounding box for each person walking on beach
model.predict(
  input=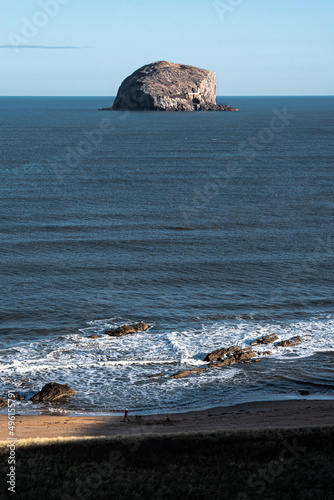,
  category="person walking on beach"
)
[123,408,130,422]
